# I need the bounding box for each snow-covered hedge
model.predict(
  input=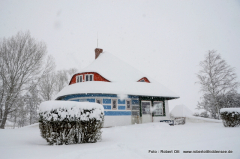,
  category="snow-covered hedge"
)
[39,101,104,145]
[220,108,240,127]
